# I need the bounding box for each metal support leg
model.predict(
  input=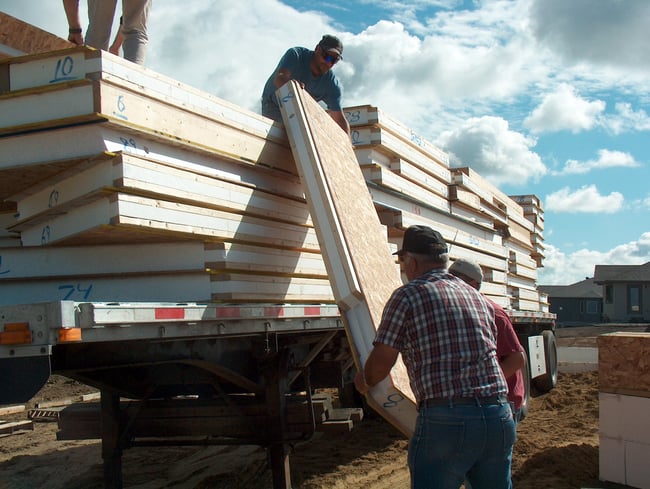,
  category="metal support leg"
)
[100,390,123,489]
[263,349,292,489]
